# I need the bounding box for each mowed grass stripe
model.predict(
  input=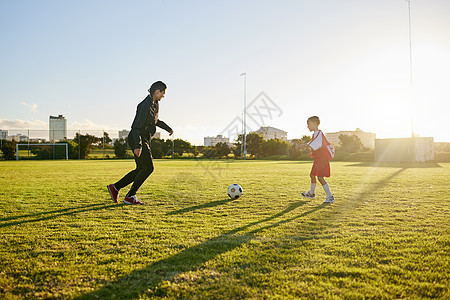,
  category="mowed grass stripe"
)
[0,160,448,299]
